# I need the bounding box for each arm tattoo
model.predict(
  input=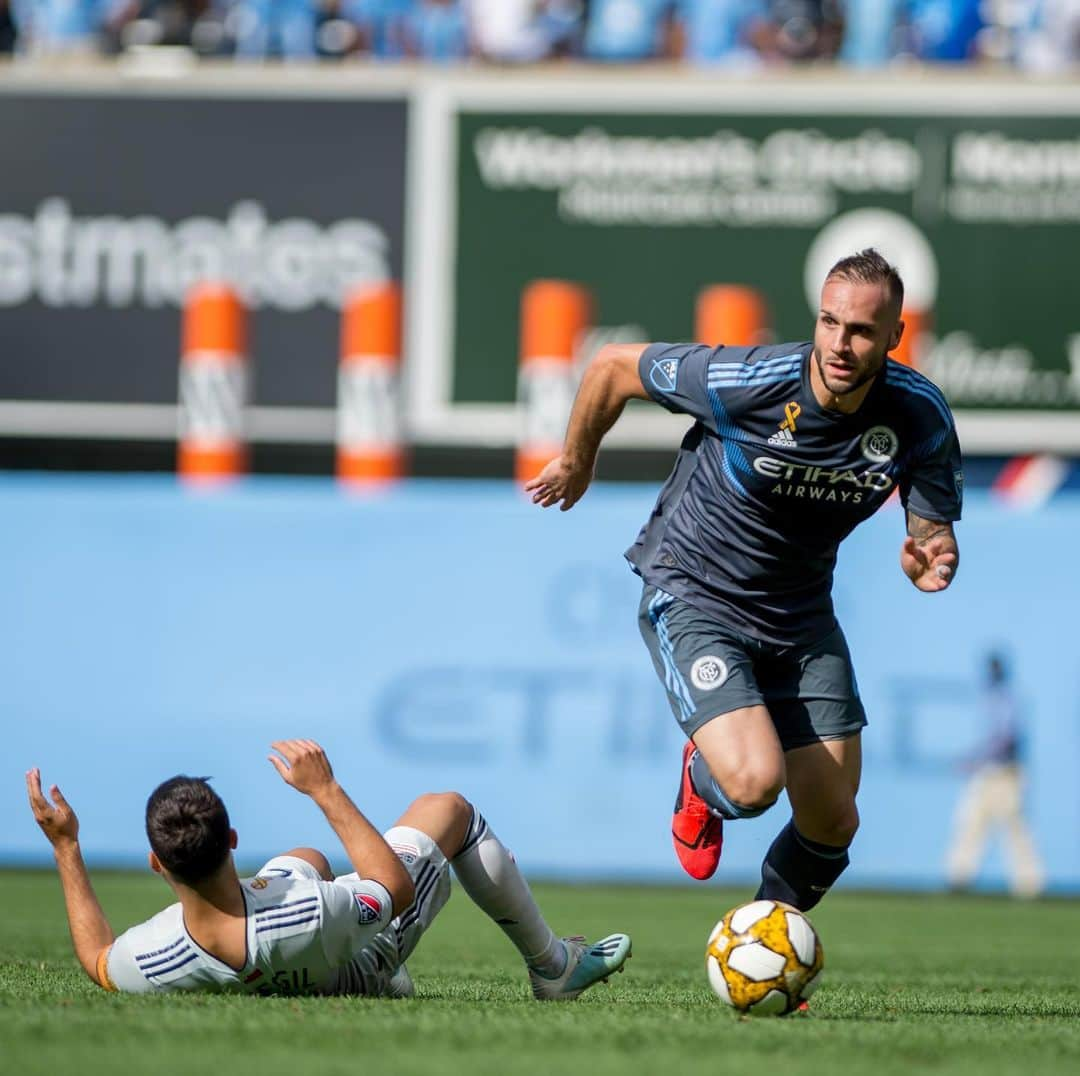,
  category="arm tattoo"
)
[906,511,953,546]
